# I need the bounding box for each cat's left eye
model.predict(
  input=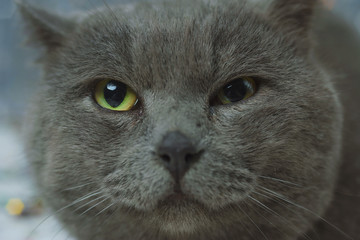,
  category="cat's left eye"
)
[215,77,256,105]
[94,79,138,111]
